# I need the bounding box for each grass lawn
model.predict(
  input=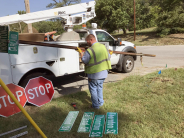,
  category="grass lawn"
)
[112,28,184,46]
[0,68,184,138]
